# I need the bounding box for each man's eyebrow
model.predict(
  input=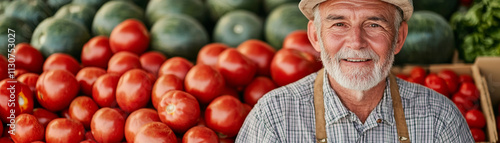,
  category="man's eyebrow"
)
[367,16,388,22]
[326,15,344,20]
